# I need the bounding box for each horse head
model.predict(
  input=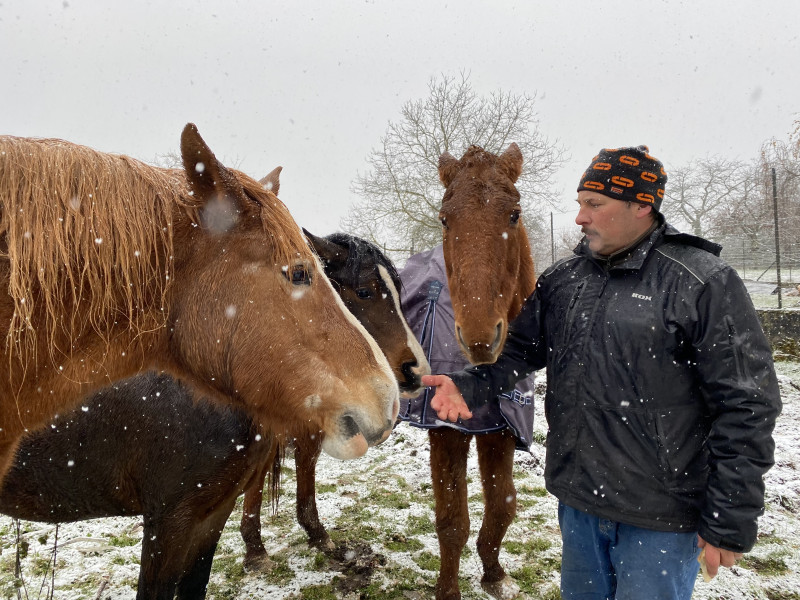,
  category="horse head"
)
[303,230,430,397]
[437,143,535,365]
[167,124,403,460]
